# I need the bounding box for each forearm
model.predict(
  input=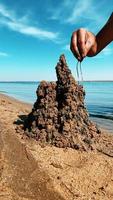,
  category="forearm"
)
[88,13,113,57]
[96,13,113,54]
